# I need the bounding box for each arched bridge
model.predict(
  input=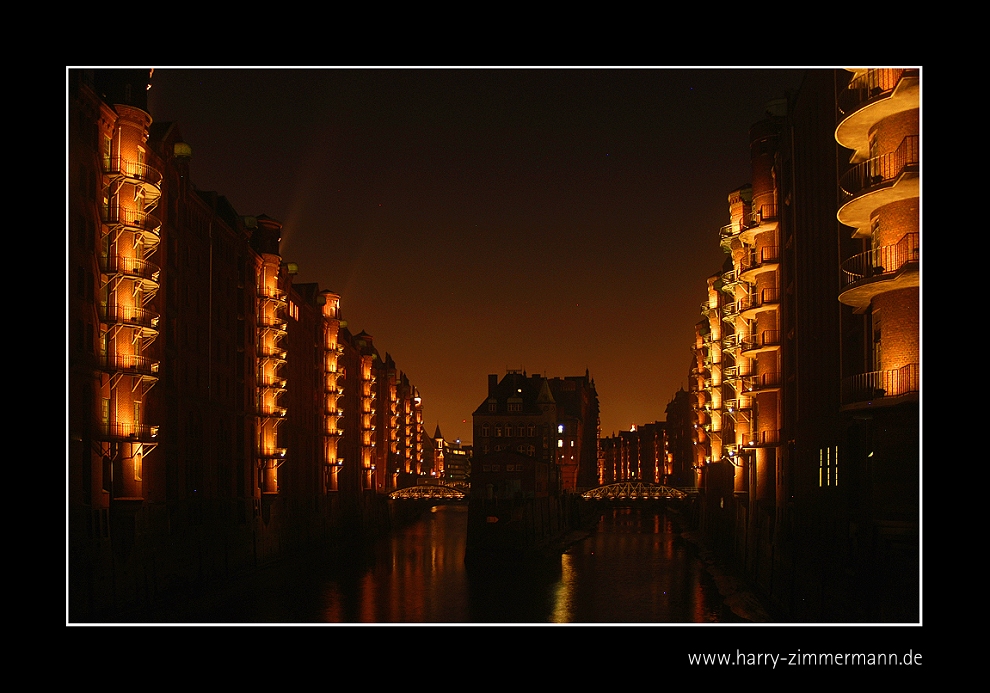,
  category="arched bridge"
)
[388,484,467,501]
[581,482,688,501]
